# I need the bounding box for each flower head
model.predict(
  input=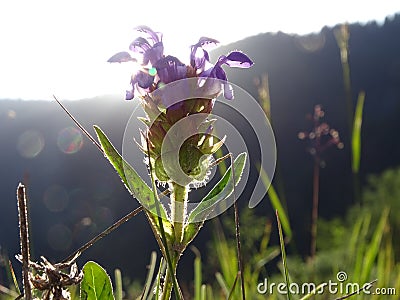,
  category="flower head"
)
[108,28,253,102]
[108,27,253,184]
